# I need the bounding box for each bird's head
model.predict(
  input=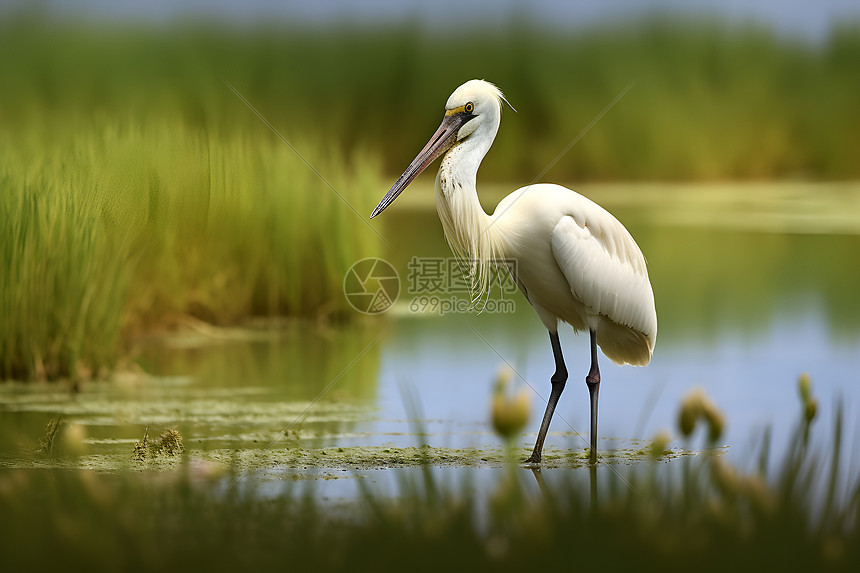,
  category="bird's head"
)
[443,79,509,141]
[370,79,512,219]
